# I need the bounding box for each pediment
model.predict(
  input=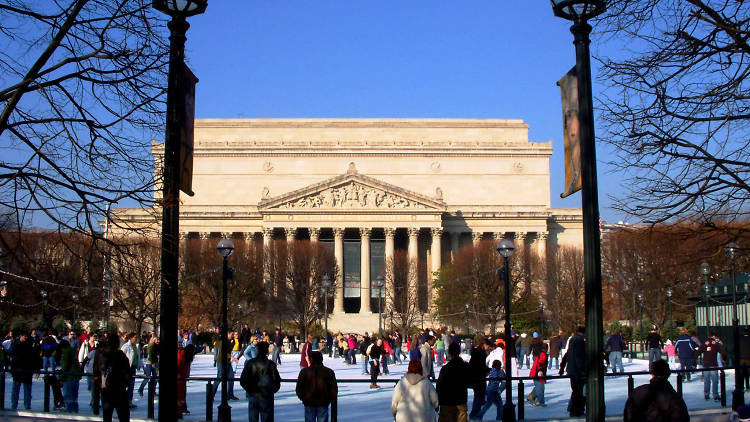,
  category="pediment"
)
[258,164,445,212]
